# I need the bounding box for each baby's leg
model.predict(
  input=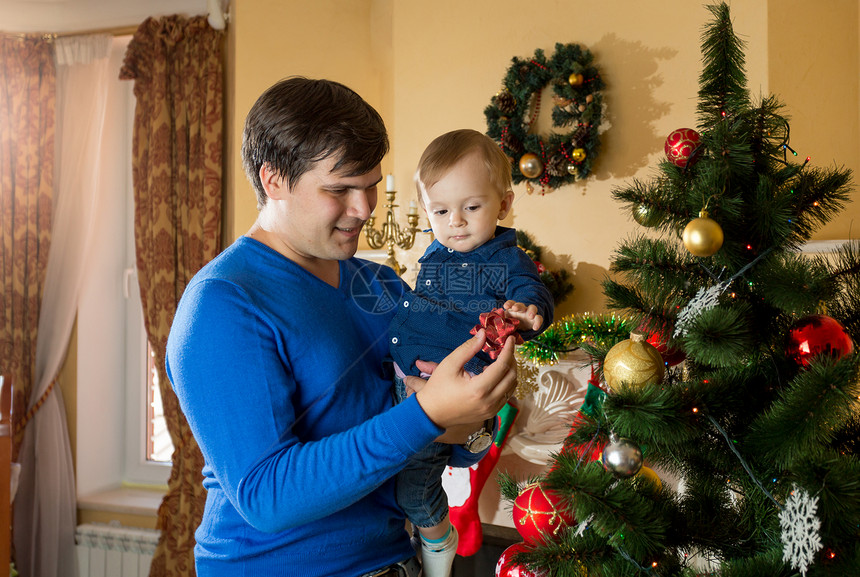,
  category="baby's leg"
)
[417,517,458,577]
